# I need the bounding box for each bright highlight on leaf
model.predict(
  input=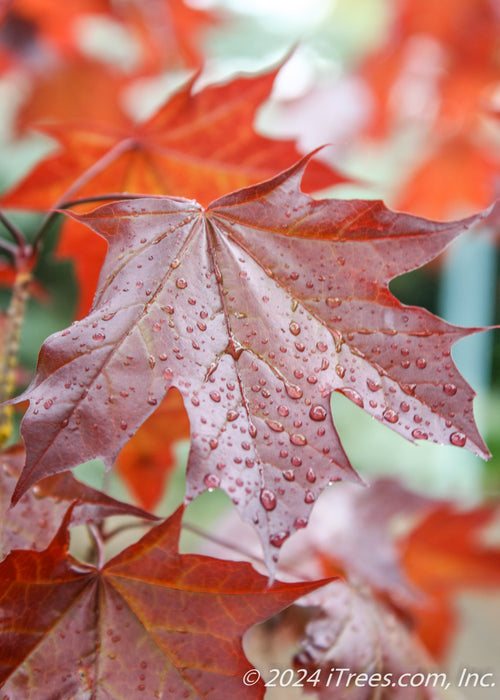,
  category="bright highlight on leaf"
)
[9,153,491,571]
